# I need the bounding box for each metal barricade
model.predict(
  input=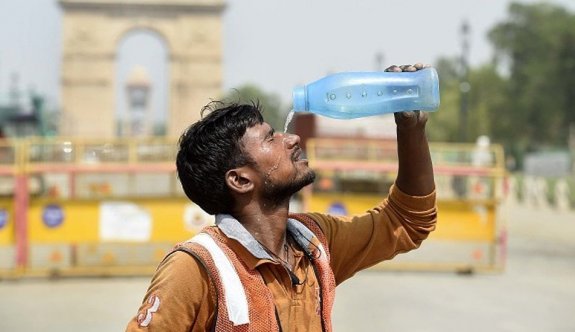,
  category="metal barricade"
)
[1,138,212,278]
[304,138,507,273]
